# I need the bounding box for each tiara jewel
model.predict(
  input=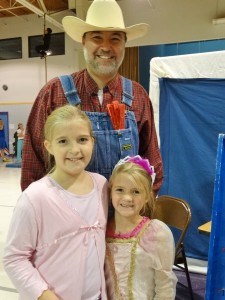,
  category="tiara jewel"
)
[114,155,155,183]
